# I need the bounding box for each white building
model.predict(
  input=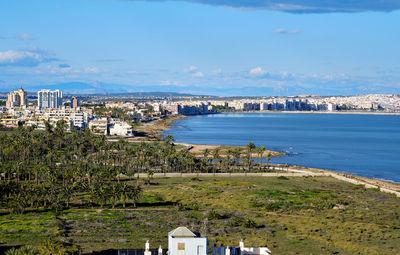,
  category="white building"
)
[38,89,63,109]
[327,103,336,112]
[109,121,133,136]
[118,227,271,255]
[239,240,271,255]
[89,118,108,135]
[39,108,89,129]
[168,227,208,255]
